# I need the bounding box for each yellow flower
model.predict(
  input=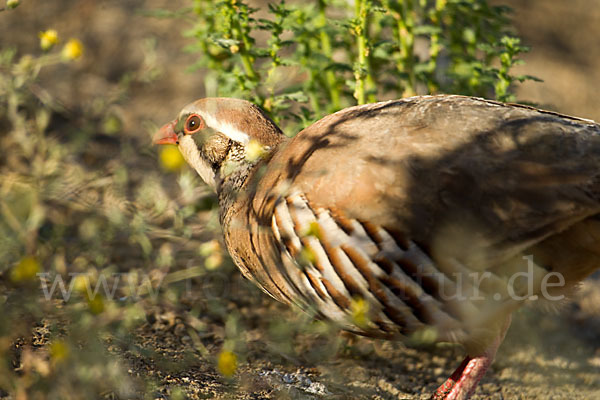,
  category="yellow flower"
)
[205,253,223,270]
[72,274,90,293]
[304,221,321,239]
[200,240,223,270]
[262,98,272,112]
[39,29,58,51]
[408,327,438,346]
[49,340,70,364]
[159,145,185,172]
[11,256,40,282]
[86,293,104,314]
[245,139,267,162]
[217,350,237,377]
[61,39,84,60]
[298,246,316,268]
[350,296,370,329]
[199,240,221,257]
[7,0,20,9]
